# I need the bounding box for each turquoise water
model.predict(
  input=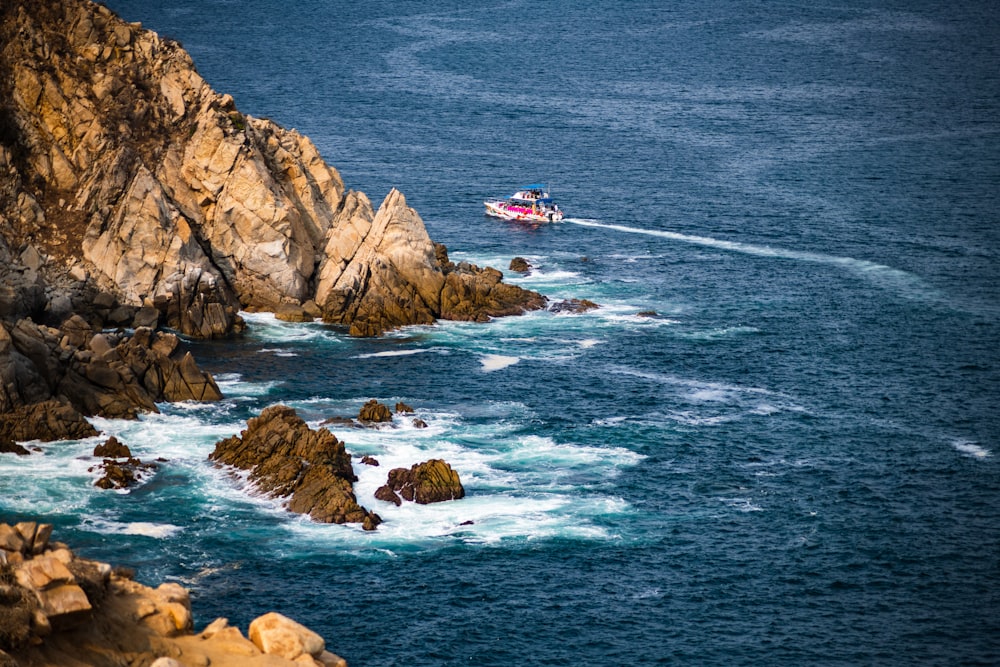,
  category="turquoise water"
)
[3,1,1000,664]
